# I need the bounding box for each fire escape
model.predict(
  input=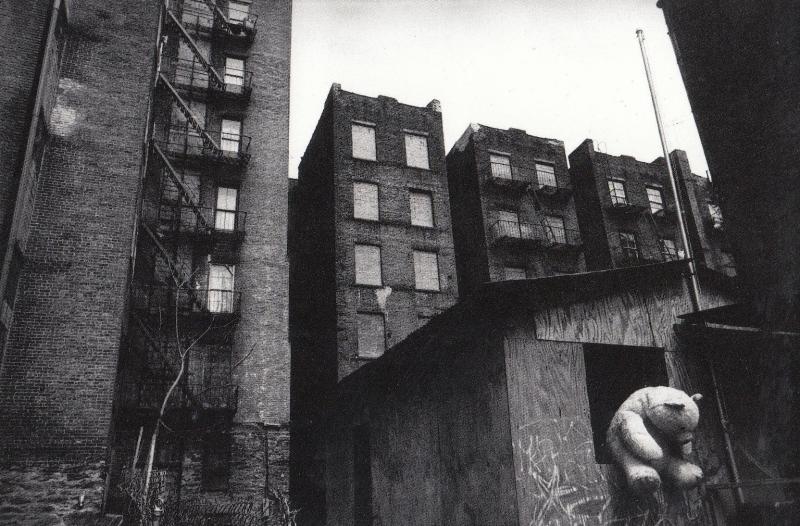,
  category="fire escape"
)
[114,0,258,477]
